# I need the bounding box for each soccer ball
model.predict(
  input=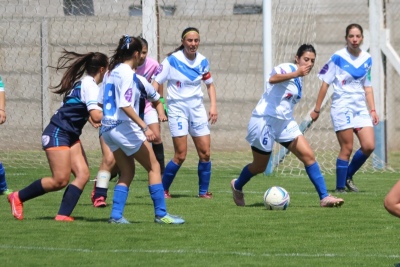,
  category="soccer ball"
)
[263,186,290,210]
